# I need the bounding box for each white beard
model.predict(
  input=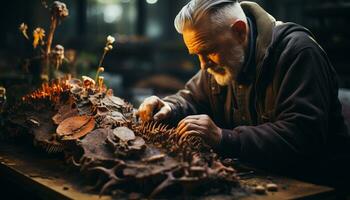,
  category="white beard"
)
[207,45,245,86]
[207,67,232,86]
